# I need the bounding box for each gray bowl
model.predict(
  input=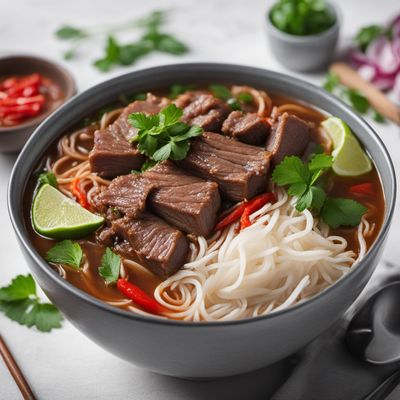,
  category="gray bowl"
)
[8,63,396,378]
[265,2,341,72]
